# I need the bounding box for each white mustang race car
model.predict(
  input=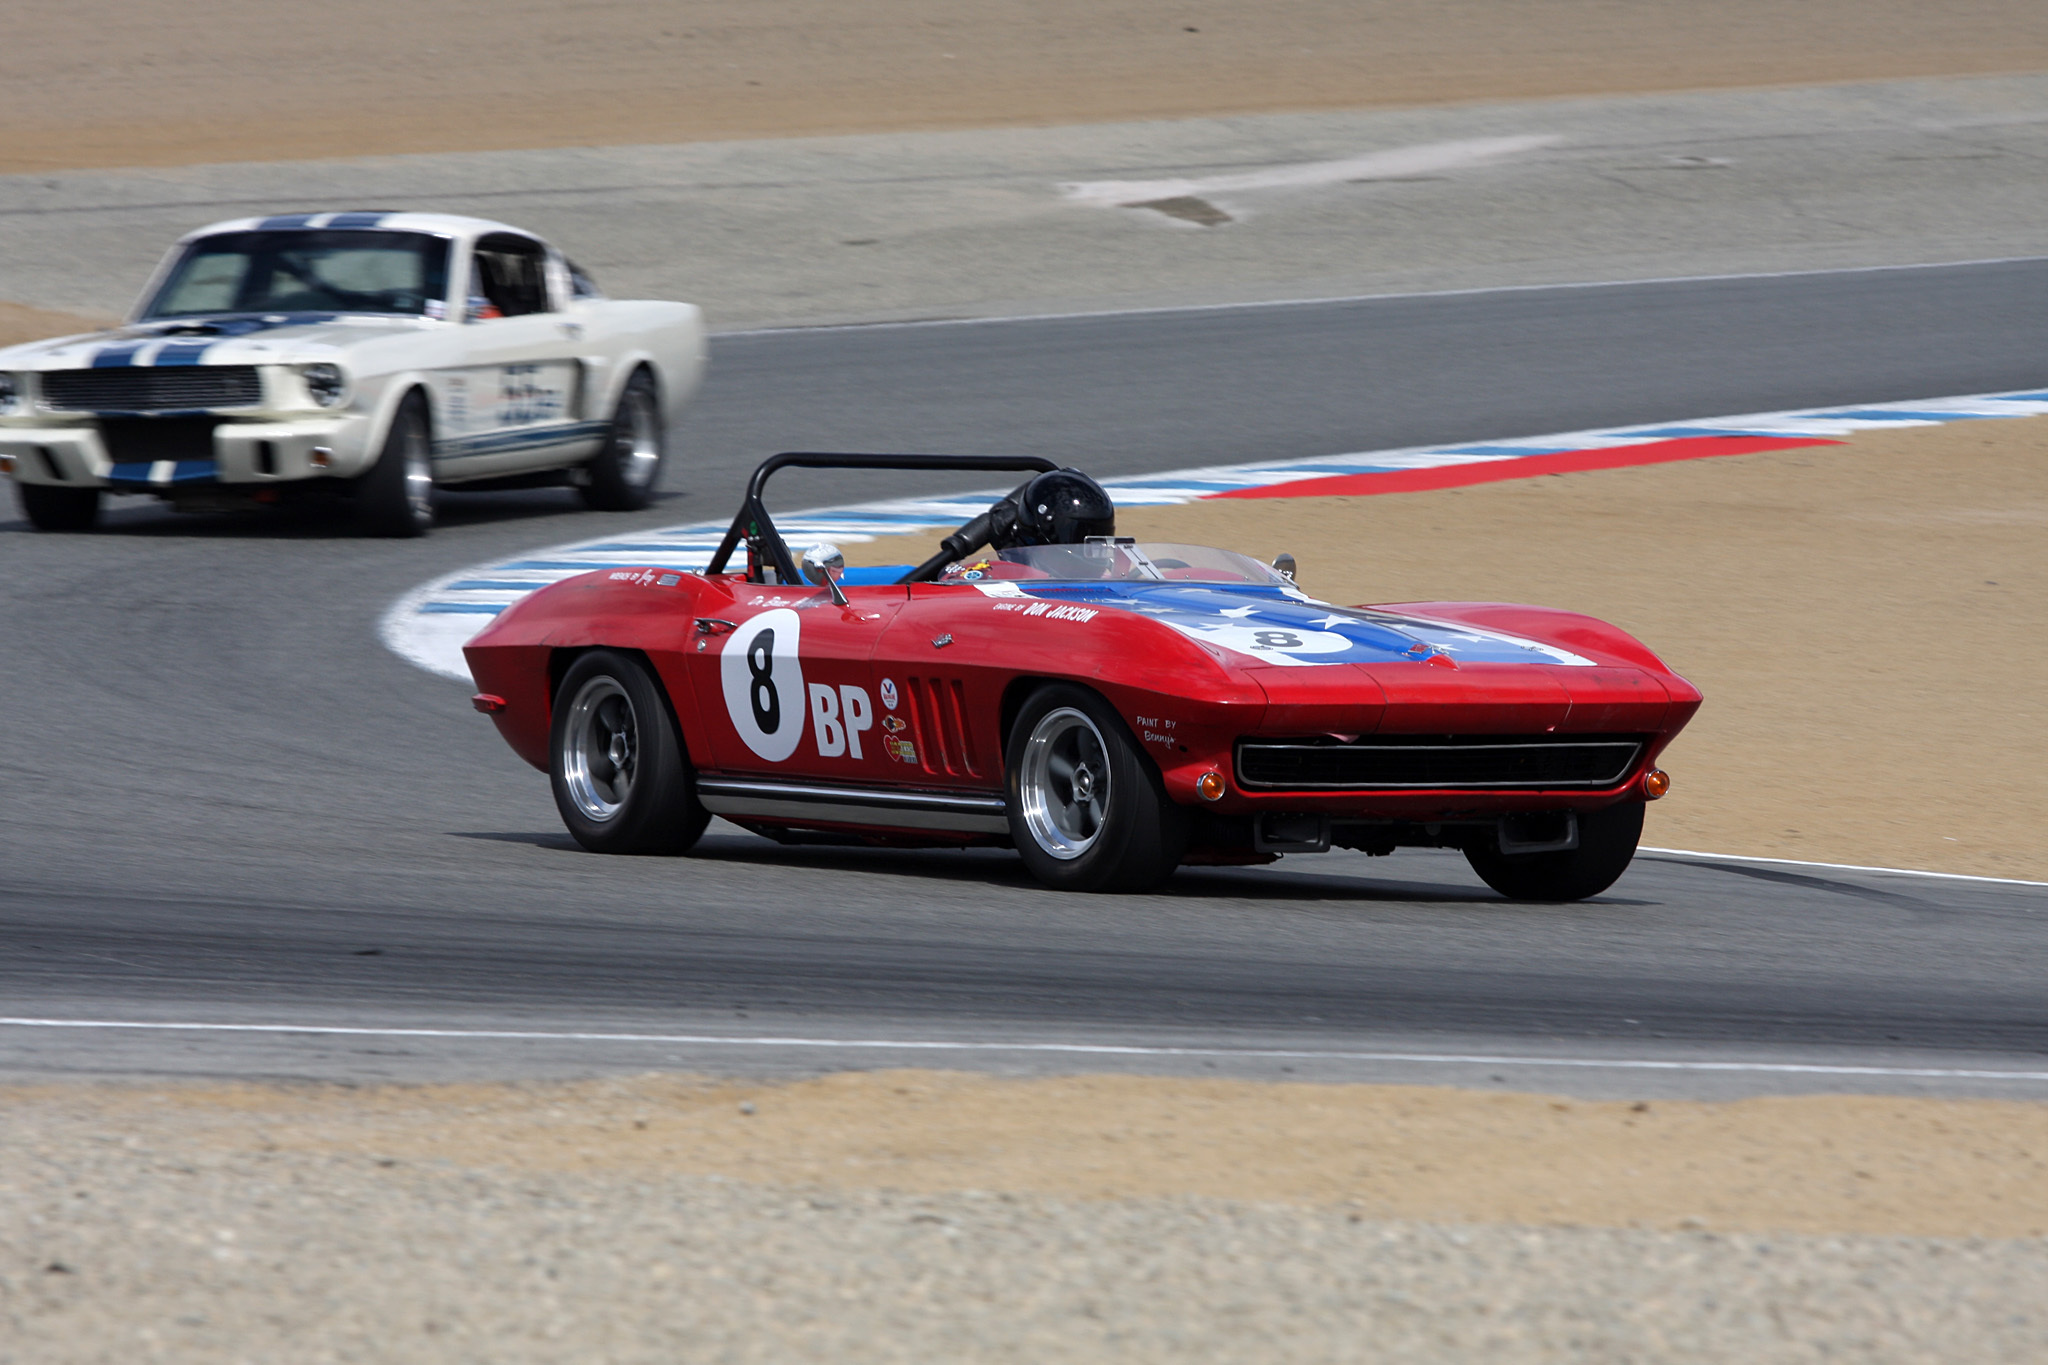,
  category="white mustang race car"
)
[0,212,704,535]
